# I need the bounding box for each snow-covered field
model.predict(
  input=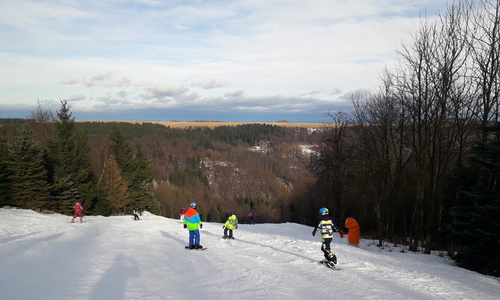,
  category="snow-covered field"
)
[0,208,498,300]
